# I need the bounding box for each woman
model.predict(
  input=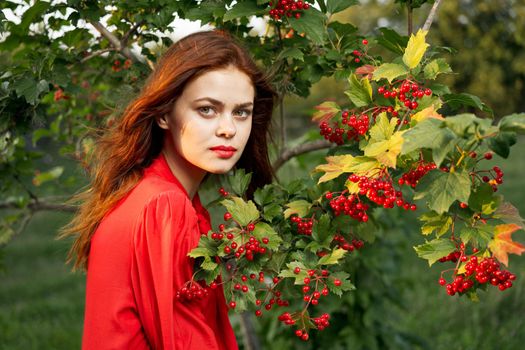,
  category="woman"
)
[59,30,276,349]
